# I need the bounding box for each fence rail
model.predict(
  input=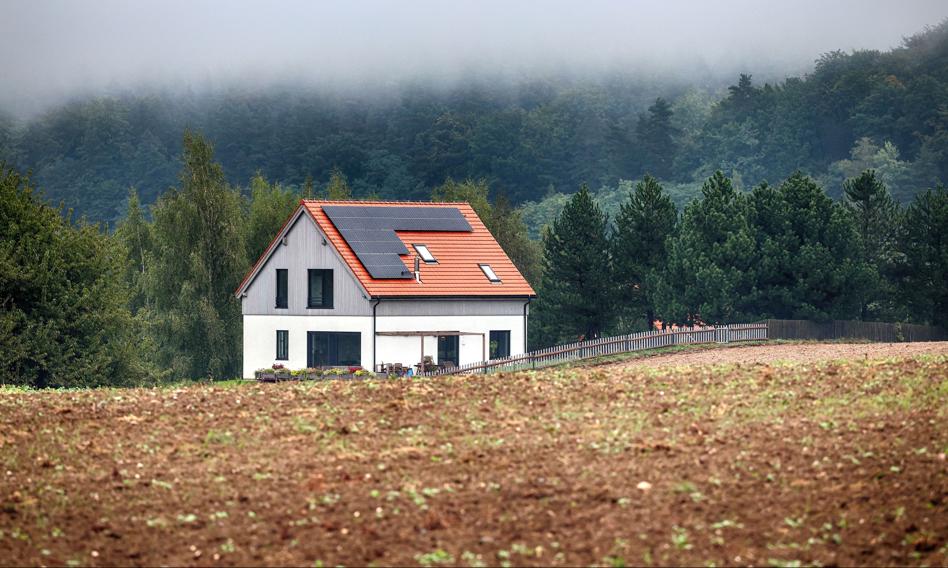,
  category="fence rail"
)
[421,322,768,377]
[765,319,947,343]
